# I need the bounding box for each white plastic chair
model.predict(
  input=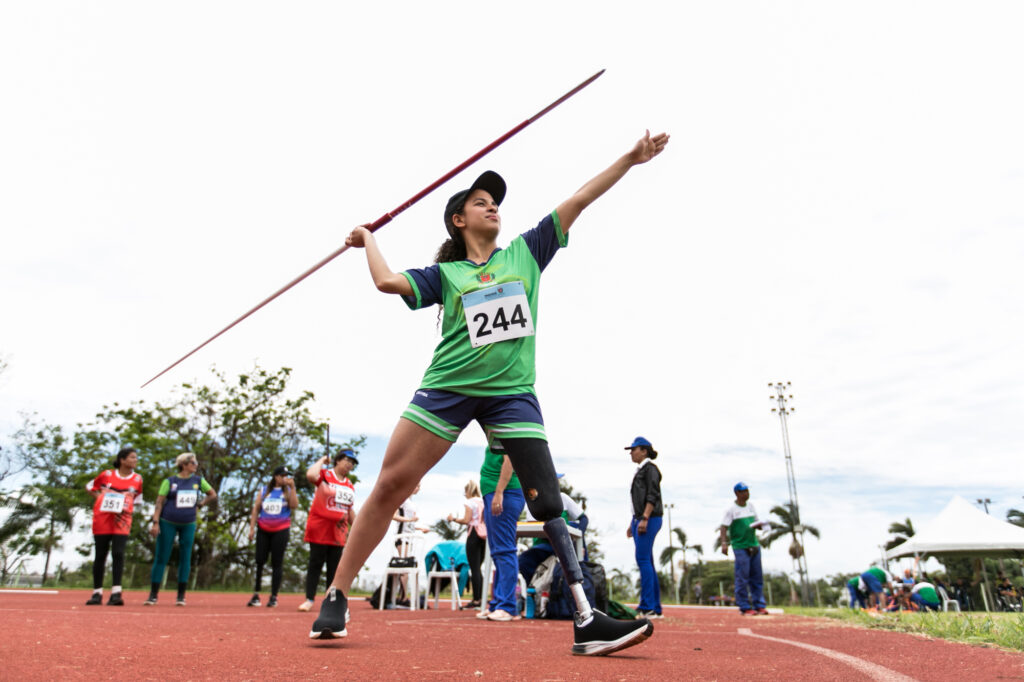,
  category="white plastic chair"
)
[379,532,423,610]
[937,585,961,612]
[426,555,463,610]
